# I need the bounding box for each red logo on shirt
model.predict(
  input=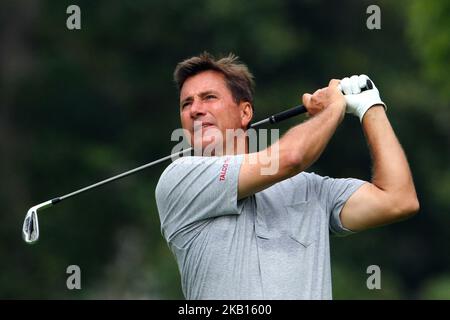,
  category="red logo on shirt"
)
[219,158,230,181]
